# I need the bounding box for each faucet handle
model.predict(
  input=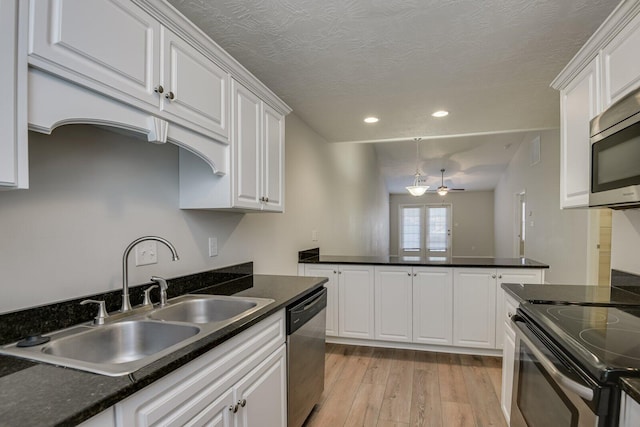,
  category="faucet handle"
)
[80,299,109,325]
[142,284,159,307]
